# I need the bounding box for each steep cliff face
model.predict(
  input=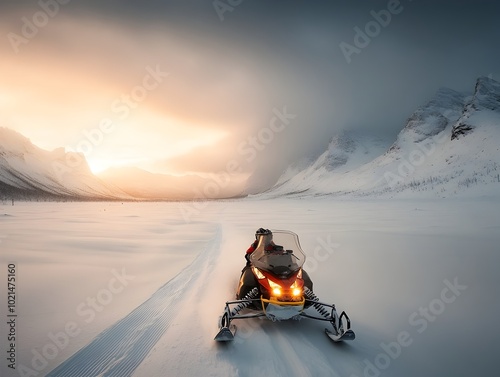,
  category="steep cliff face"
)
[452,76,500,140]
[394,87,465,147]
